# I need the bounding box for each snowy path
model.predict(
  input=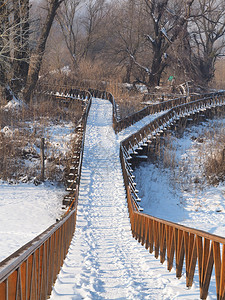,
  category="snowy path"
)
[50,98,205,299]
